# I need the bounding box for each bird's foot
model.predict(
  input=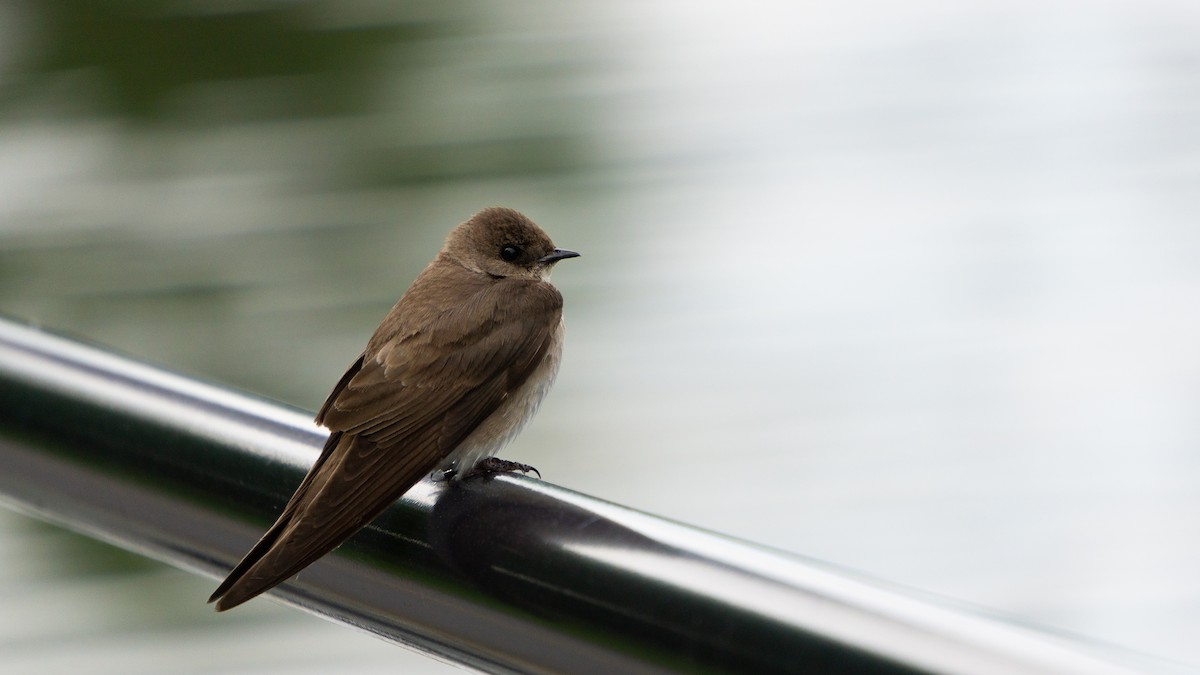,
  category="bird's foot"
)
[463,457,541,480]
